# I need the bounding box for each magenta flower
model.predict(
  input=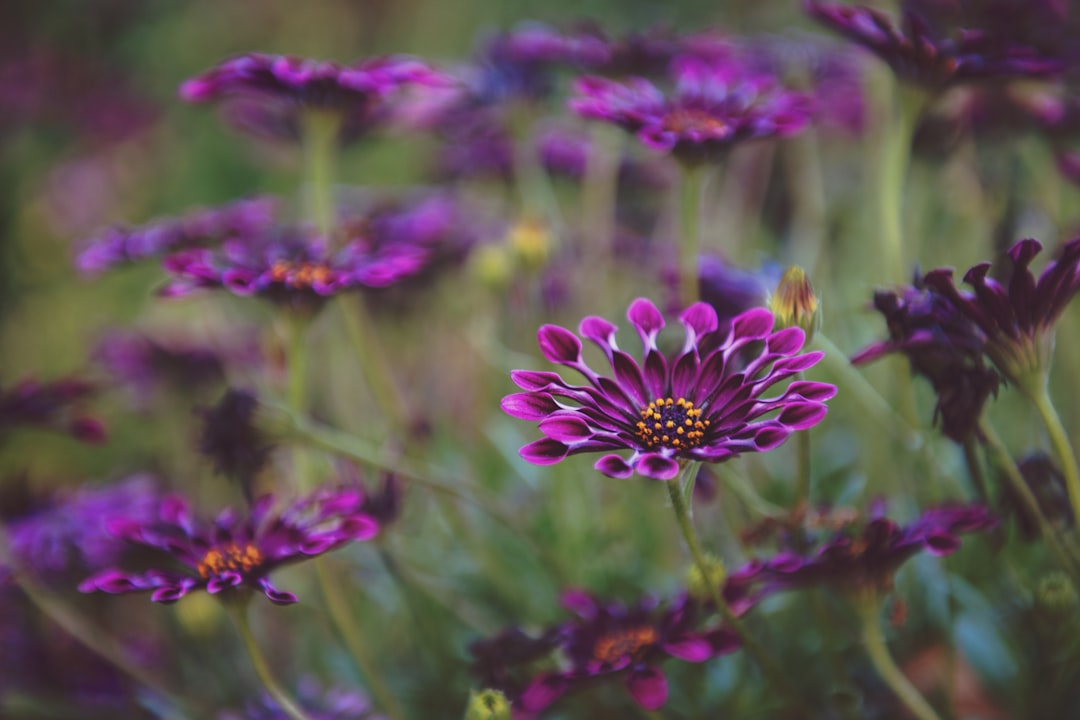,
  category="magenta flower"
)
[518,591,740,712]
[0,377,106,445]
[180,53,451,143]
[922,237,1080,385]
[79,487,379,605]
[502,299,835,481]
